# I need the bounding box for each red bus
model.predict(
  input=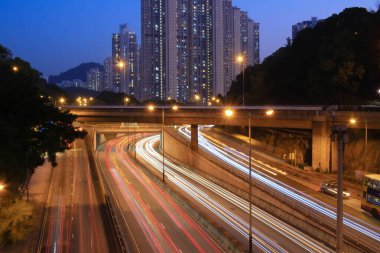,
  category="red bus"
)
[361,174,380,218]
